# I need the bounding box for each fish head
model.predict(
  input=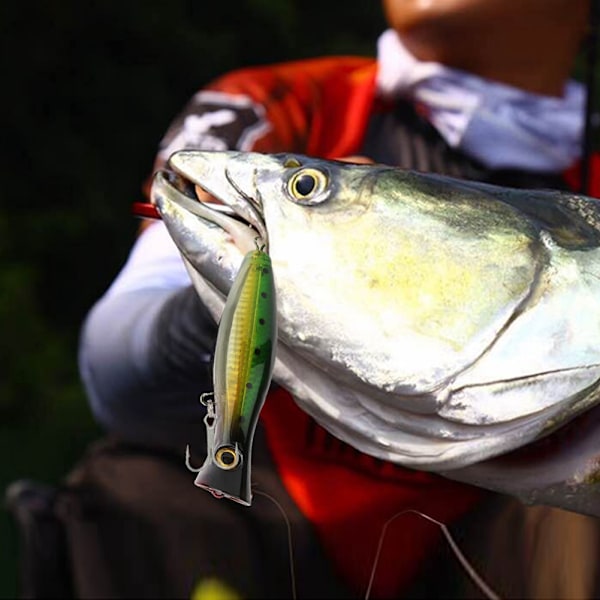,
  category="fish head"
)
[156,150,540,393]
[151,150,600,476]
